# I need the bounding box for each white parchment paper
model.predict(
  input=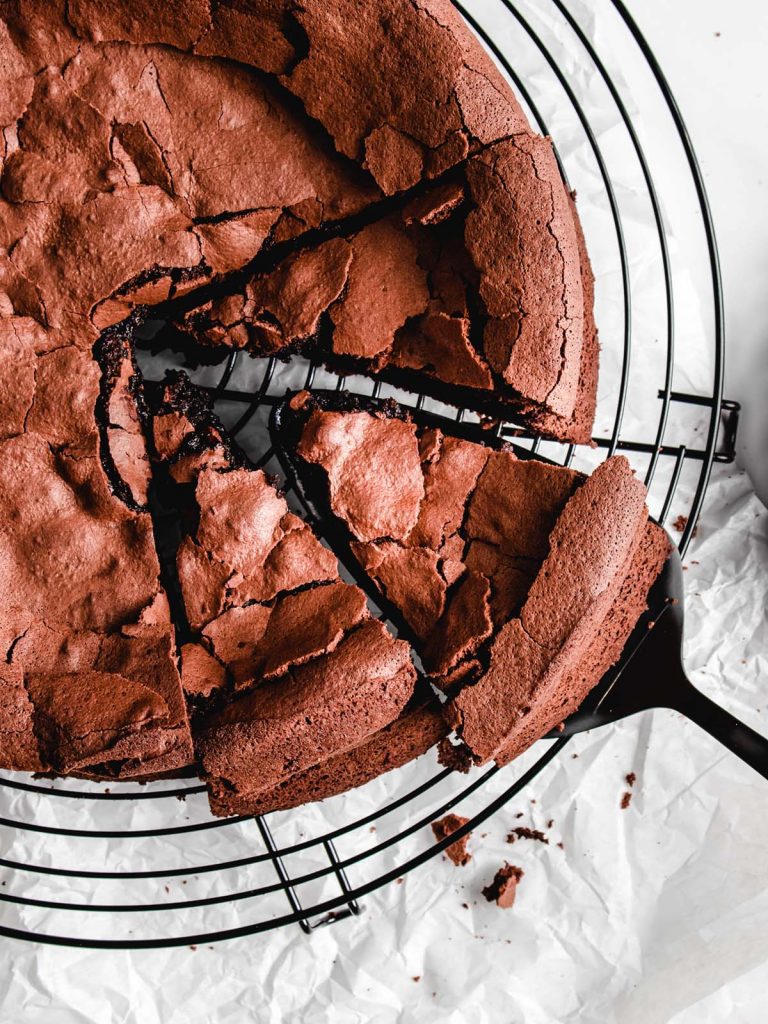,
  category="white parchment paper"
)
[1,1,766,1020]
